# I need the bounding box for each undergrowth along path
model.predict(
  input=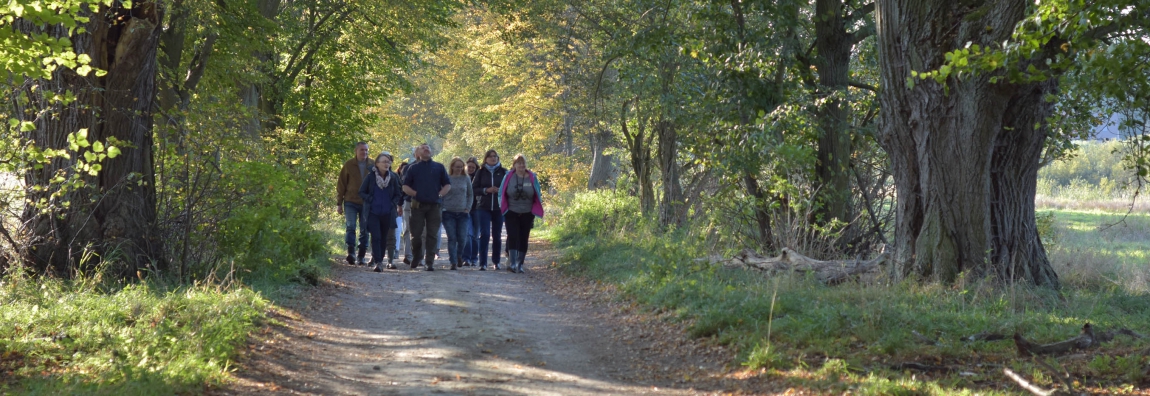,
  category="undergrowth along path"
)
[219,242,749,395]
